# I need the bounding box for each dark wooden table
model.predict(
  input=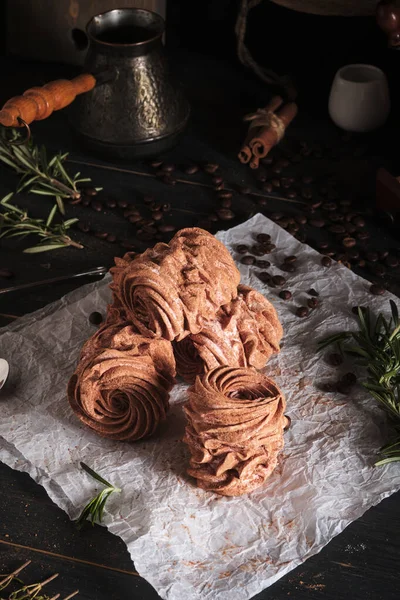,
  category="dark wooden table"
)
[1,52,400,600]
